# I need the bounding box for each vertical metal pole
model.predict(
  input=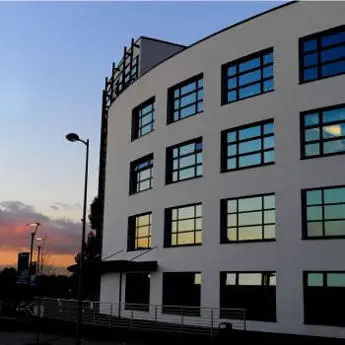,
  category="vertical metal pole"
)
[37,246,41,275]
[75,139,89,345]
[28,232,34,287]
